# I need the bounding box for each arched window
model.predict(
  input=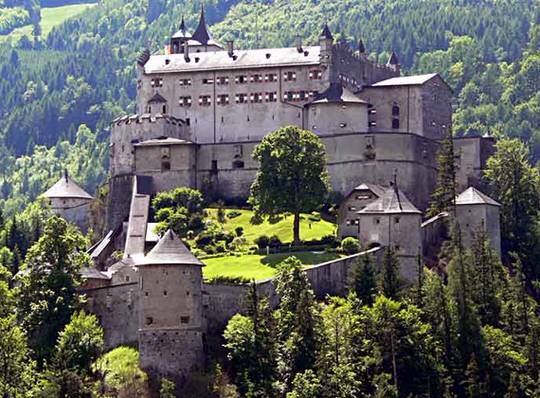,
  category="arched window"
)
[161,156,171,171]
[392,104,400,116]
[162,104,167,114]
[392,118,400,129]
